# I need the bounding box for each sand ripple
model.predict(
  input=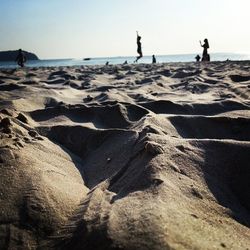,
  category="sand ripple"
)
[0,61,249,249]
